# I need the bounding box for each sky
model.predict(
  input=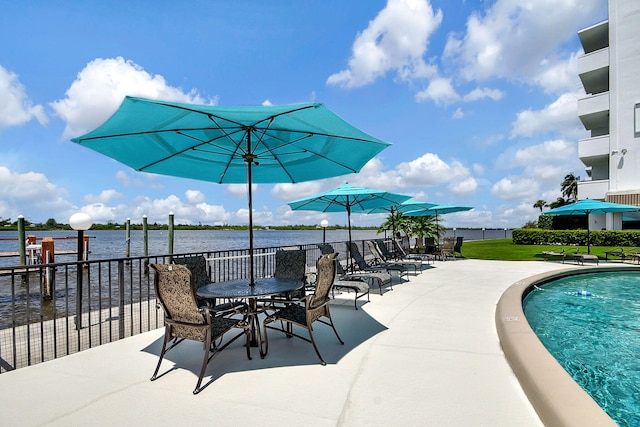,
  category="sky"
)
[0,0,609,229]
